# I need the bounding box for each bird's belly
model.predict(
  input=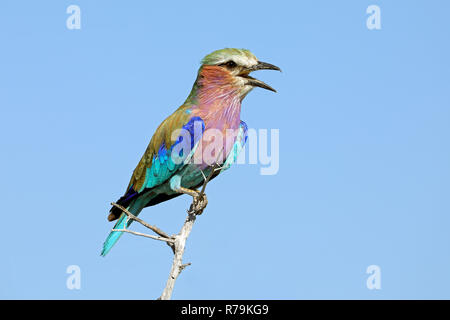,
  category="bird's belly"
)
[177,163,210,189]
